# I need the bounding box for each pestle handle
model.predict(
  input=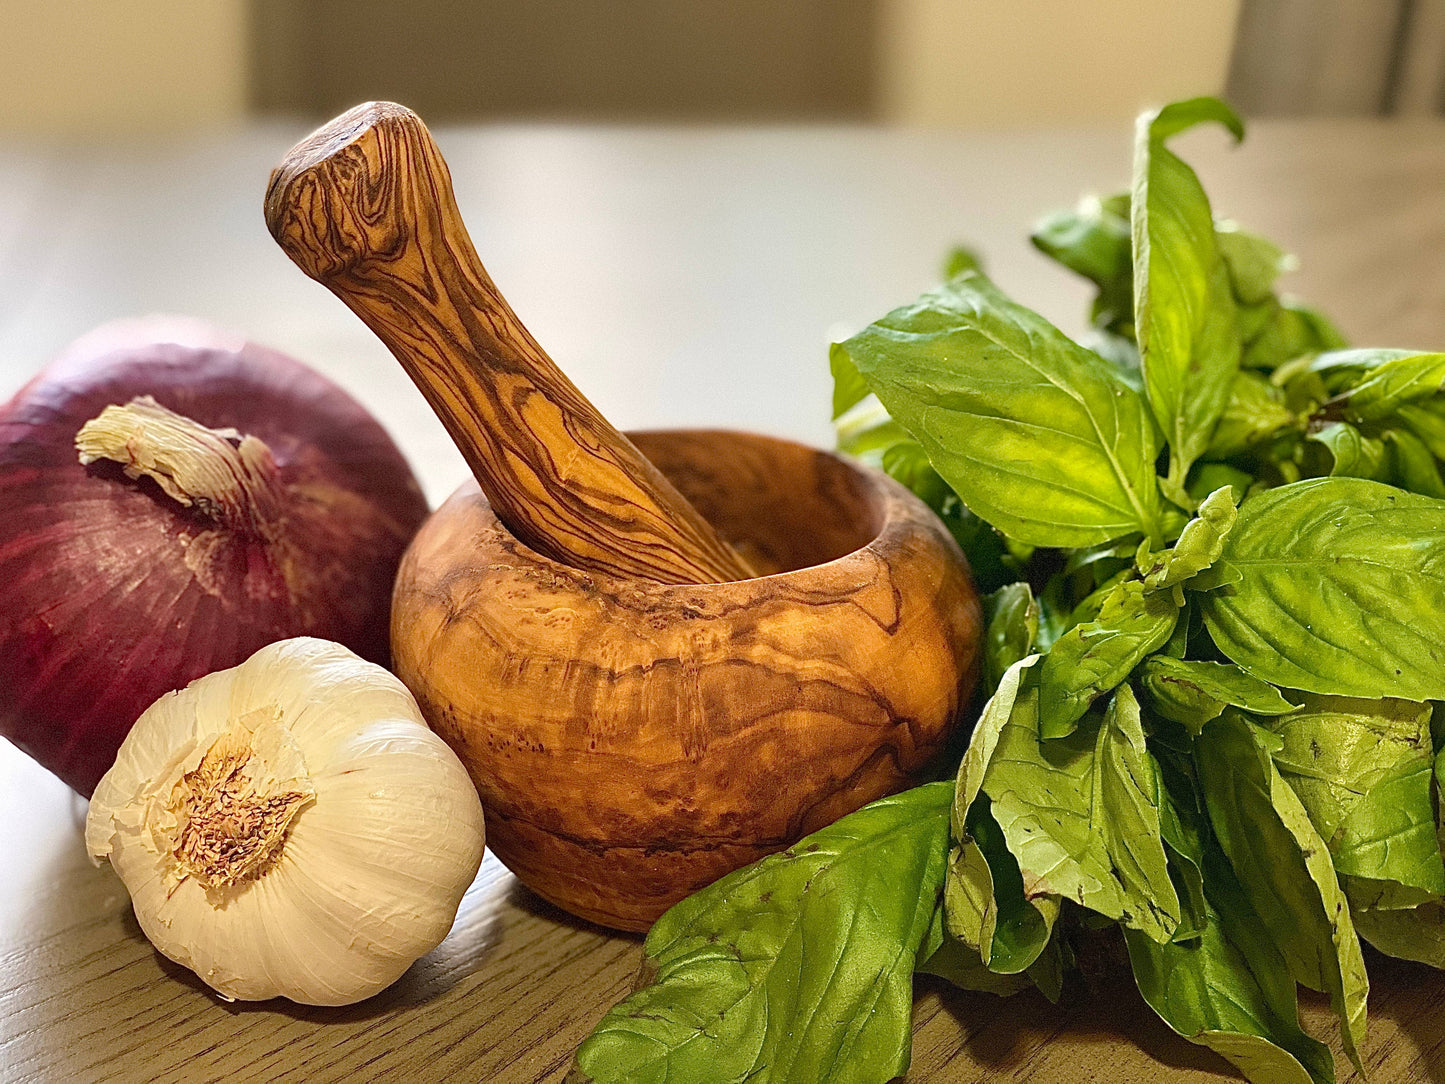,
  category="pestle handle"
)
[264,101,757,584]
